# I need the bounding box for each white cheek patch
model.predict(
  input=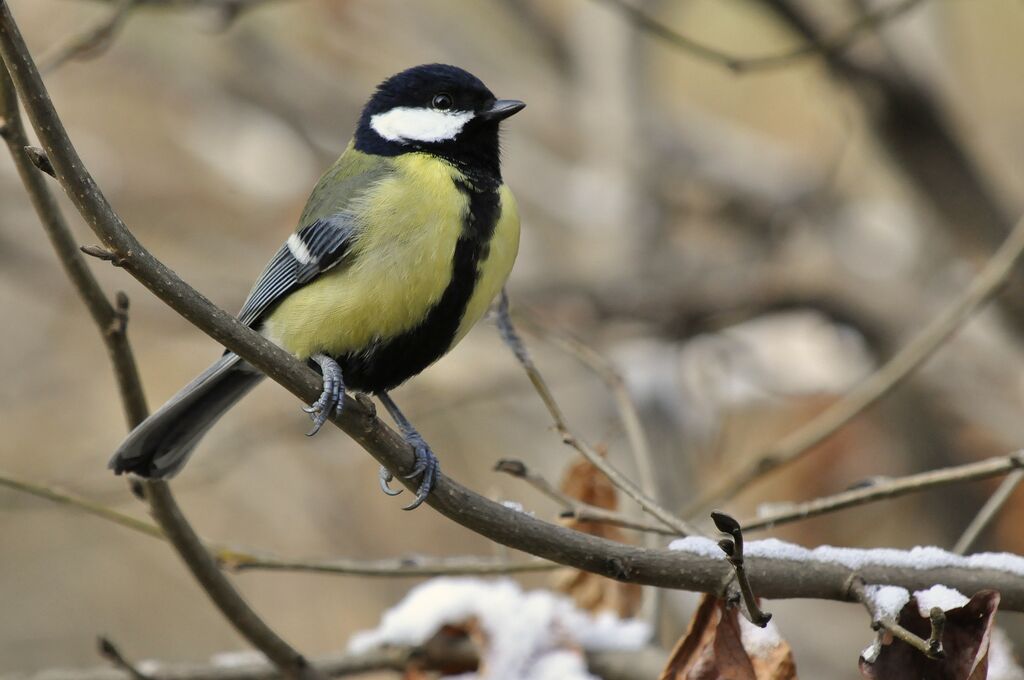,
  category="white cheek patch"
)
[370,107,474,143]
